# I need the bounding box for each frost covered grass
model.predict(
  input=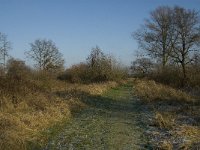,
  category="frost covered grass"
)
[133,78,200,149]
